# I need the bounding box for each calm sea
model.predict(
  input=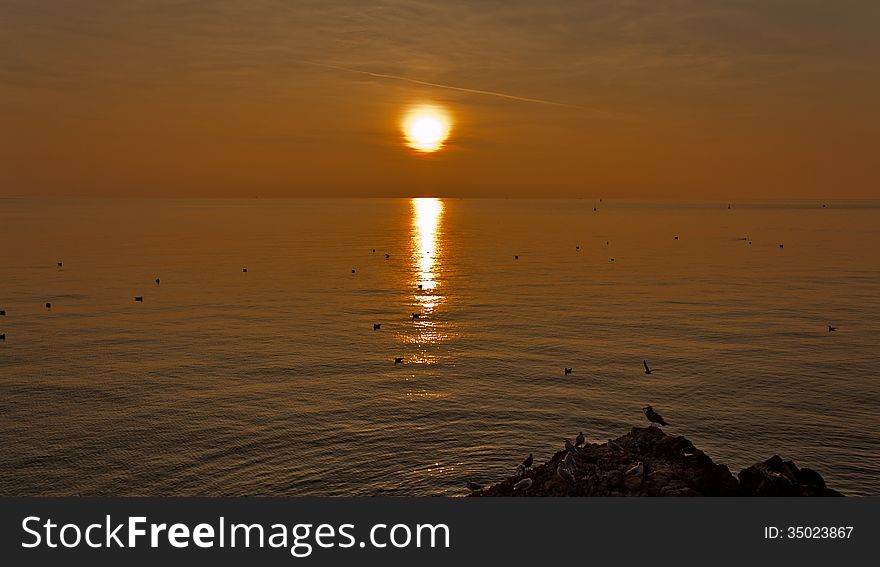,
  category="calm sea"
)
[1,198,878,496]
